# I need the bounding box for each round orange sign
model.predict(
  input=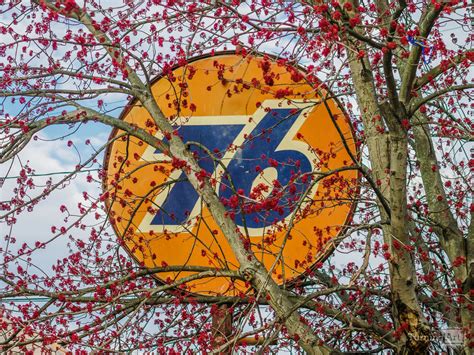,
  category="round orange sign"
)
[104,53,358,295]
